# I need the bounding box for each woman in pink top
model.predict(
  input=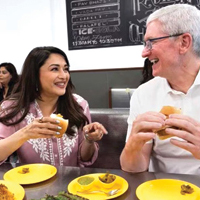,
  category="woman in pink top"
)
[0,46,107,167]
